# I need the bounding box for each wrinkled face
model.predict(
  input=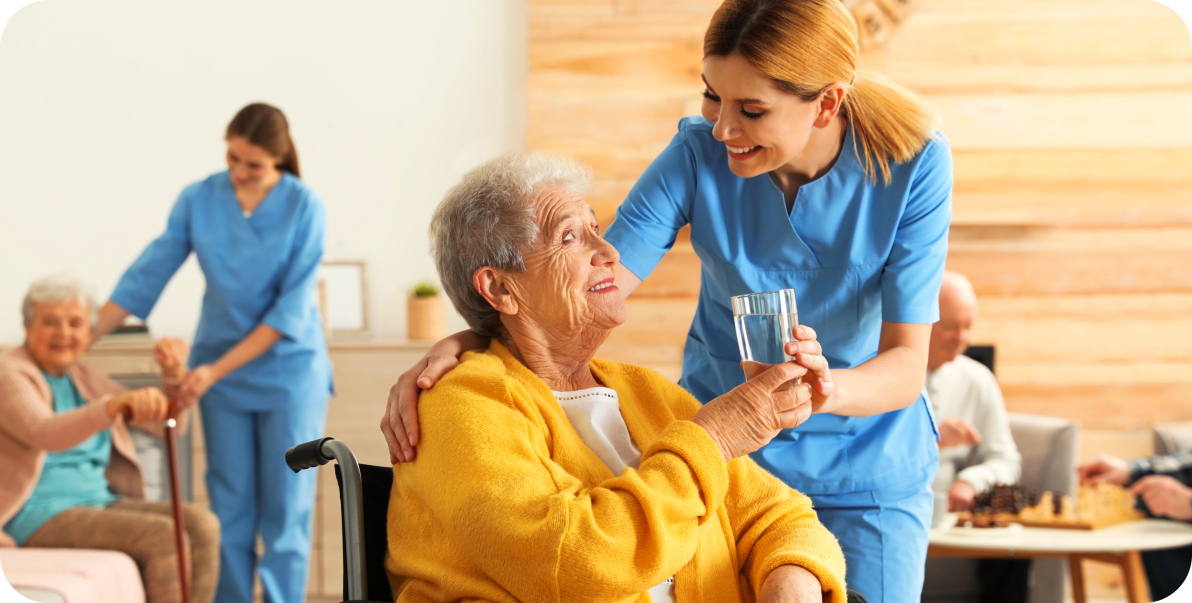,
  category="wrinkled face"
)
[503,188,626,340]
[701,53,824,179]
[25,301,92,377]
[226,136,281,191]
[929,296,976,367]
